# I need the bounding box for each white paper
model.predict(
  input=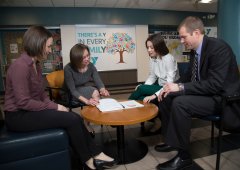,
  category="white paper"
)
[96,98,123,112]
[96,98,144,112]
[119,100,144,109]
